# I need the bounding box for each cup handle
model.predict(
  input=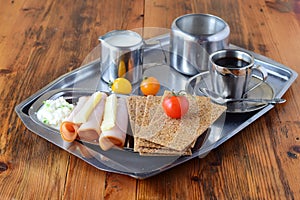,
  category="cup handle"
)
[243,65,268,97]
